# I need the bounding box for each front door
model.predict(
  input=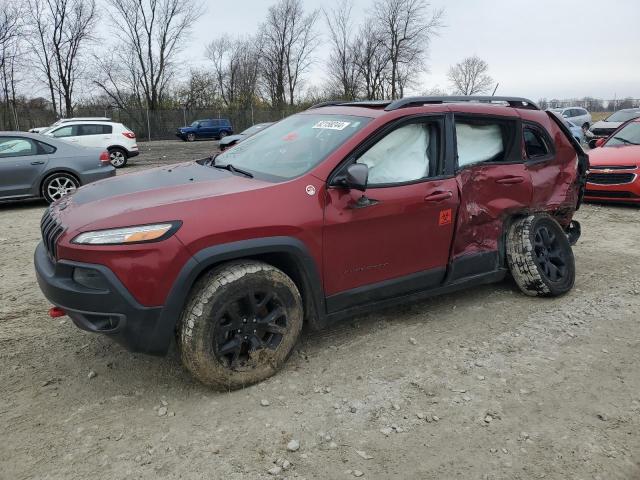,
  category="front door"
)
[450,114,533,278]
[0,136,49,198]
[323,117,459,312]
